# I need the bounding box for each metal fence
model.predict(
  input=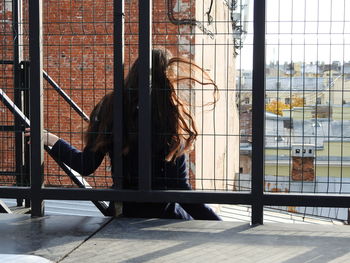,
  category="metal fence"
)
[1,0,350,225]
